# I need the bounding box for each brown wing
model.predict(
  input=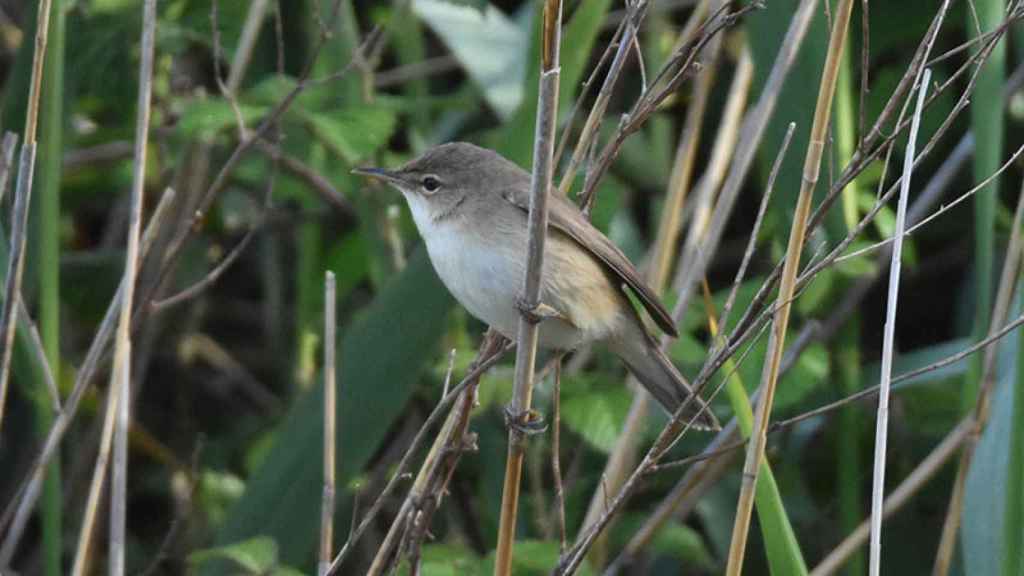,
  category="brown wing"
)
[501,185,679,337]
